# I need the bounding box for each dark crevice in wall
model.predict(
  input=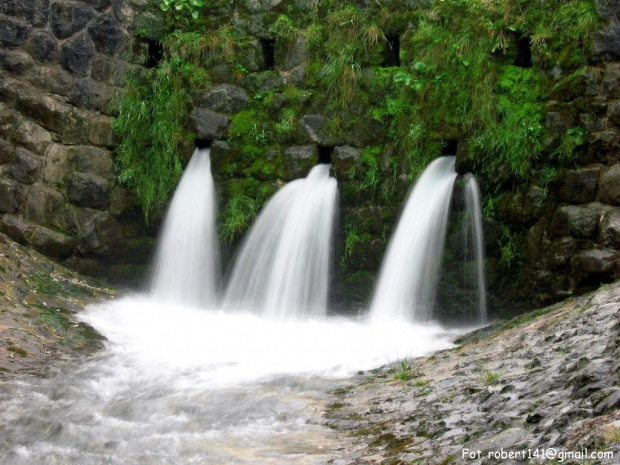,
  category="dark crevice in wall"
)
[382,35,400,67]
[318,146,334,164]
[260,38,276,71]
[514,34,532,68]
[146,40,164,68]
[195,139,212,149]
[442,140,459,156]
